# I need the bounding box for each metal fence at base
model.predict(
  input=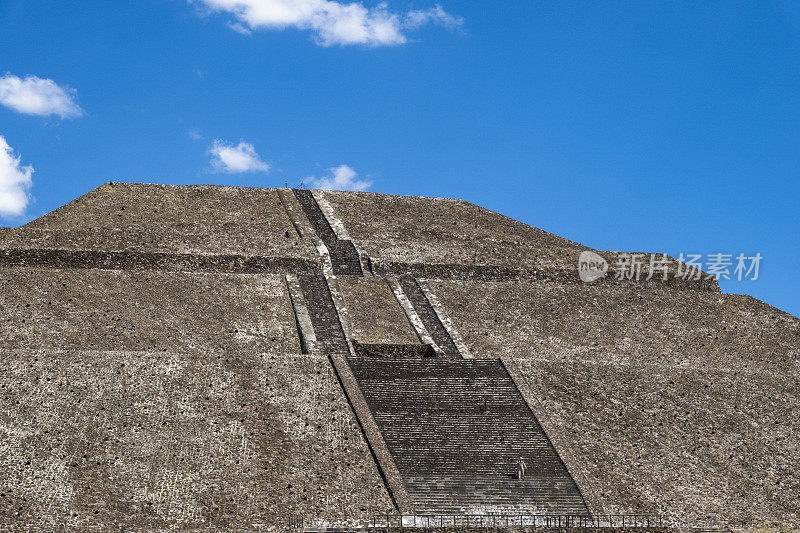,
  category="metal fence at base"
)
[368,513,663,529]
